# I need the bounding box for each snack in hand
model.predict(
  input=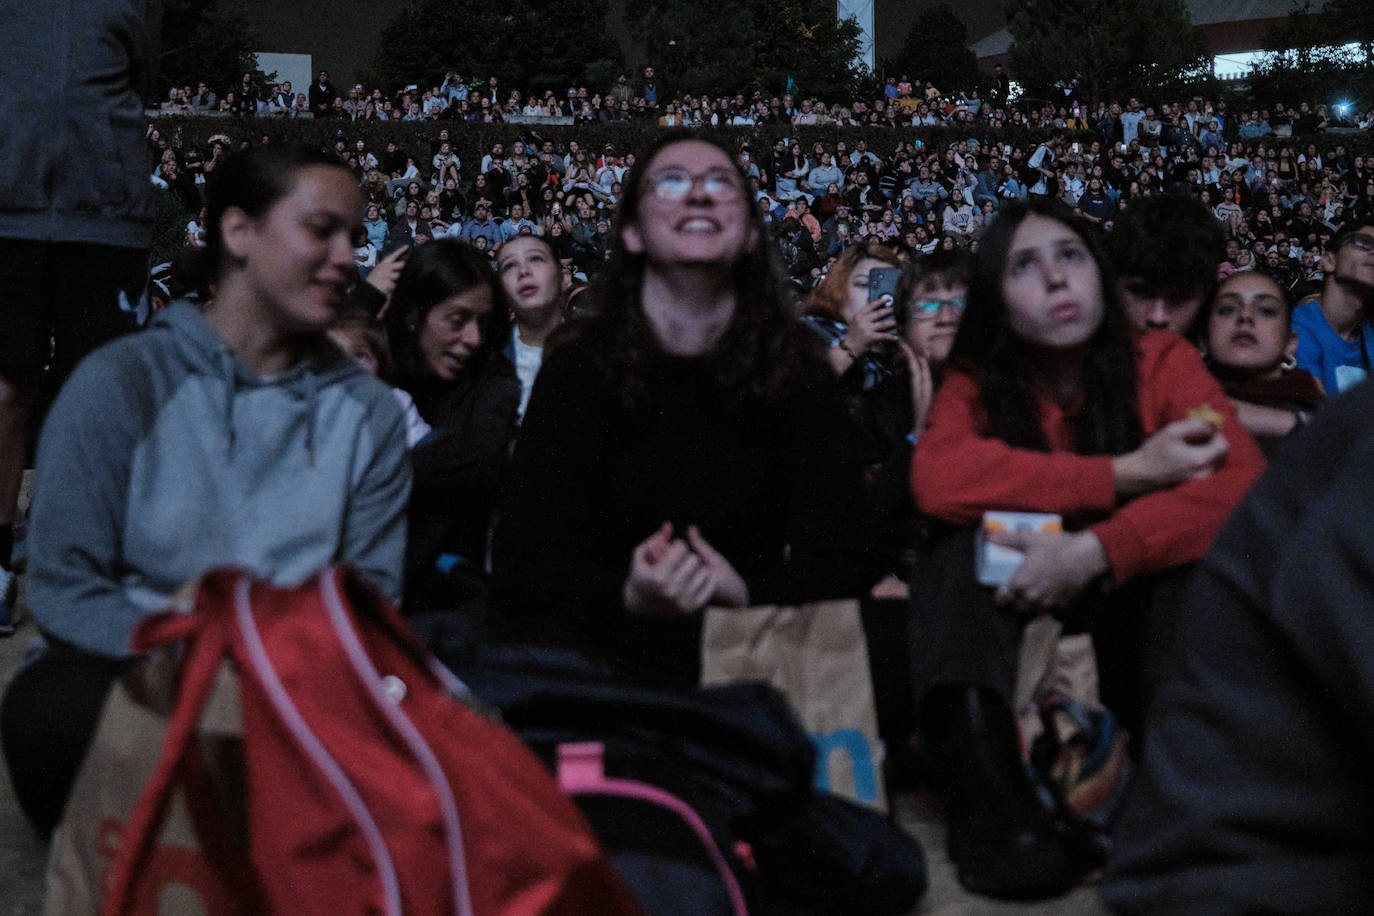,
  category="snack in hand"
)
[1187,403,1225,429]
